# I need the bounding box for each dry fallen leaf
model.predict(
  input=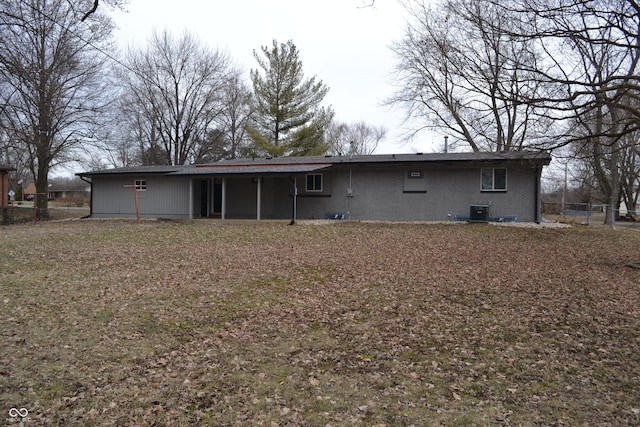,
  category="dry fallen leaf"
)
[2,221,639,426]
